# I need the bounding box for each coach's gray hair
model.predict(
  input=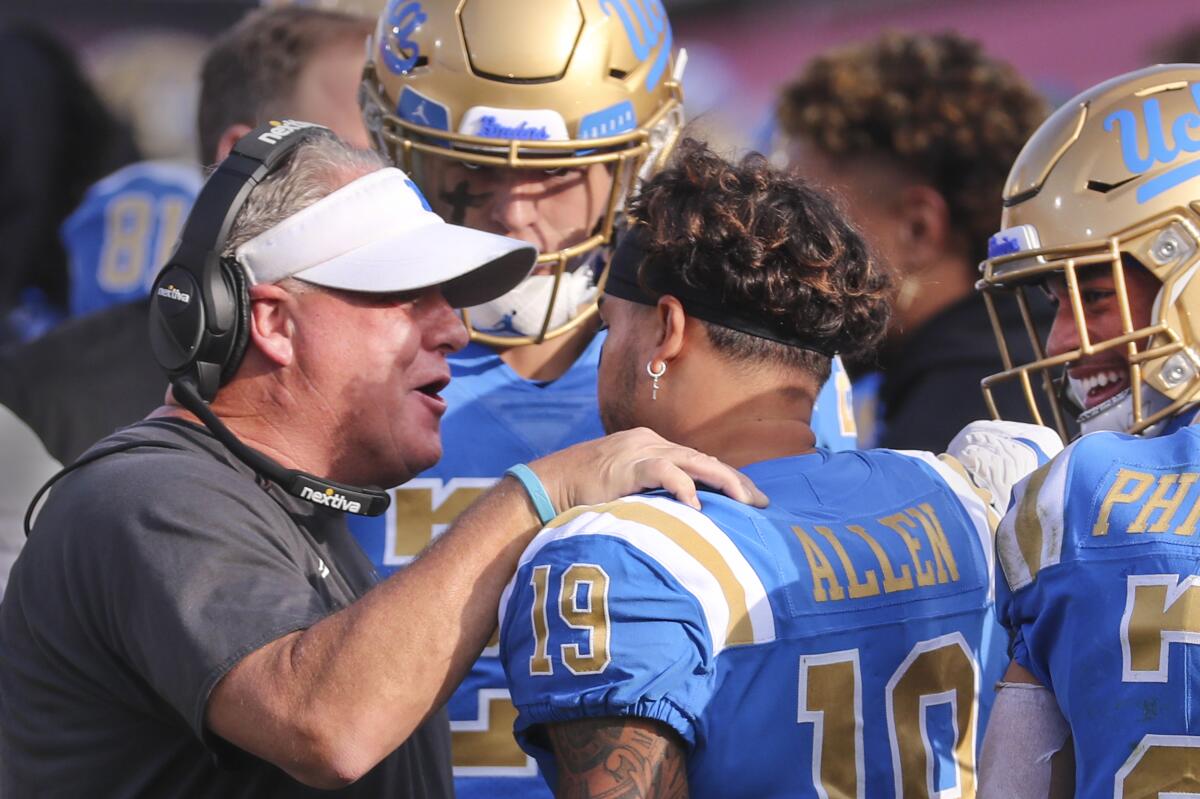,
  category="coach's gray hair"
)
[223,135,388,260]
